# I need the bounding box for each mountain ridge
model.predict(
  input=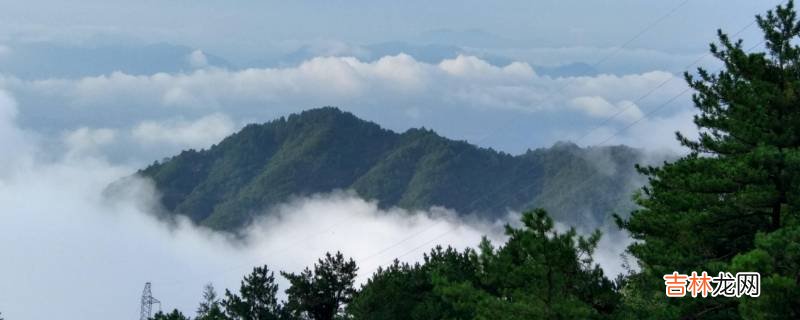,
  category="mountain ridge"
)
[139,107,644,231]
